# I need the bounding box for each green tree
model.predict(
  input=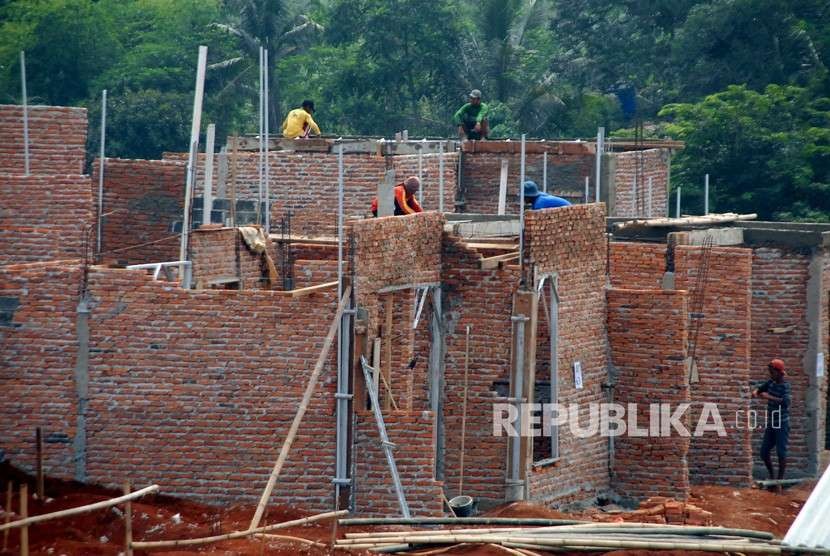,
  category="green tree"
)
[660,84,830,220]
